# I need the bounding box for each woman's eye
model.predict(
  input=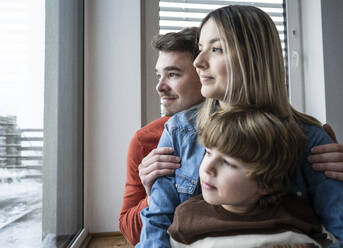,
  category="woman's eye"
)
[212,47,223,53]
